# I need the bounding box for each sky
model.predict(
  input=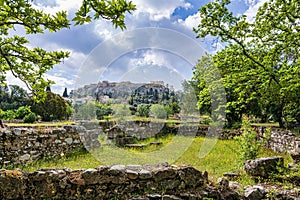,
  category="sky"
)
[7,0,266,94]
